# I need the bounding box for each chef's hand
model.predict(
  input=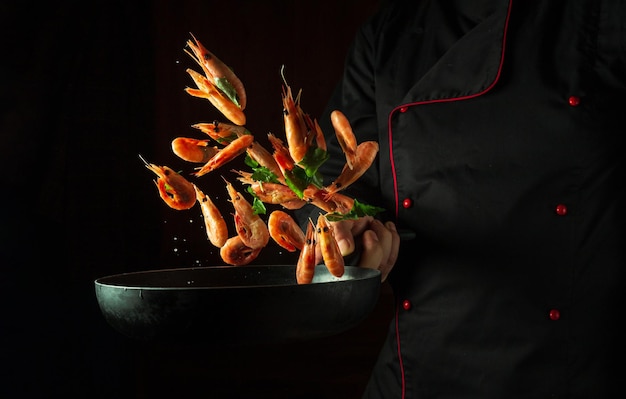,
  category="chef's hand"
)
[331,216,400,282]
